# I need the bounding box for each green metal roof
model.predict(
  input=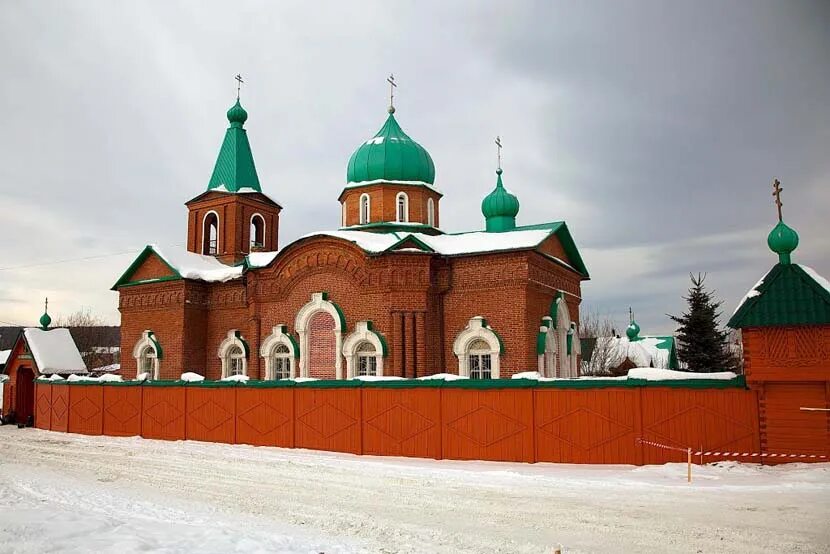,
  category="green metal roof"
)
[482,168,520,232]
[346,112,435,185]
[206,99,262,193]
[727,263,830,328]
